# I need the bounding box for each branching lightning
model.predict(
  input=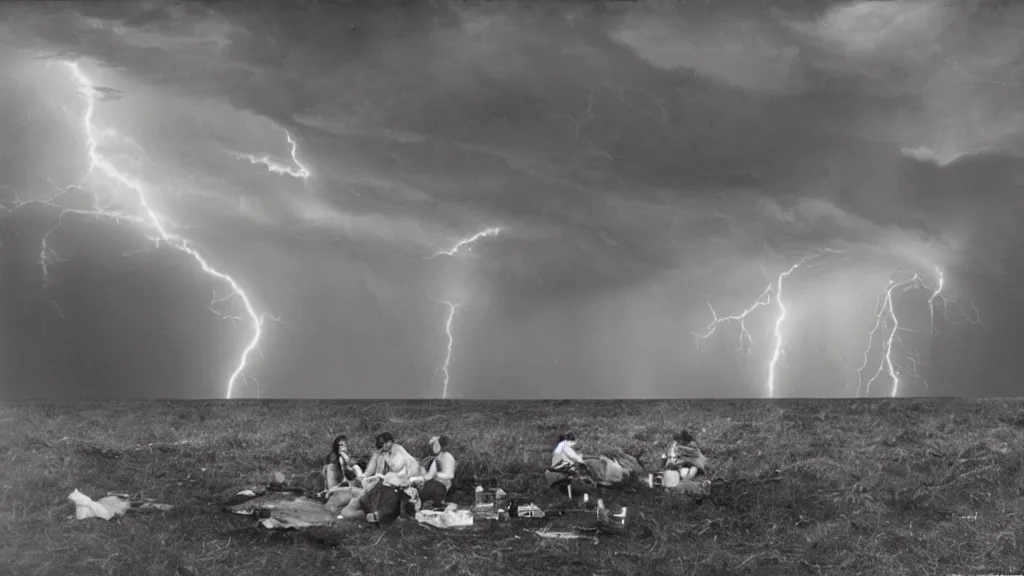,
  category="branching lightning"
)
[21,61,276,399]
[693,284,773,355]
[429,226,503,398]
[696,246,981,399]
[229,129,311,181]
[28,183,147,286]
[429,226,502,259]
[856,266,981,398]
[694,254,819,398]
